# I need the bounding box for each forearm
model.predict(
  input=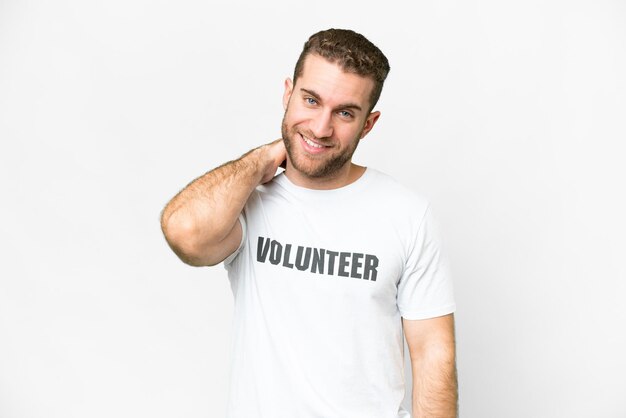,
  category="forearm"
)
[411,347,458,418]
[161,141,281,264]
